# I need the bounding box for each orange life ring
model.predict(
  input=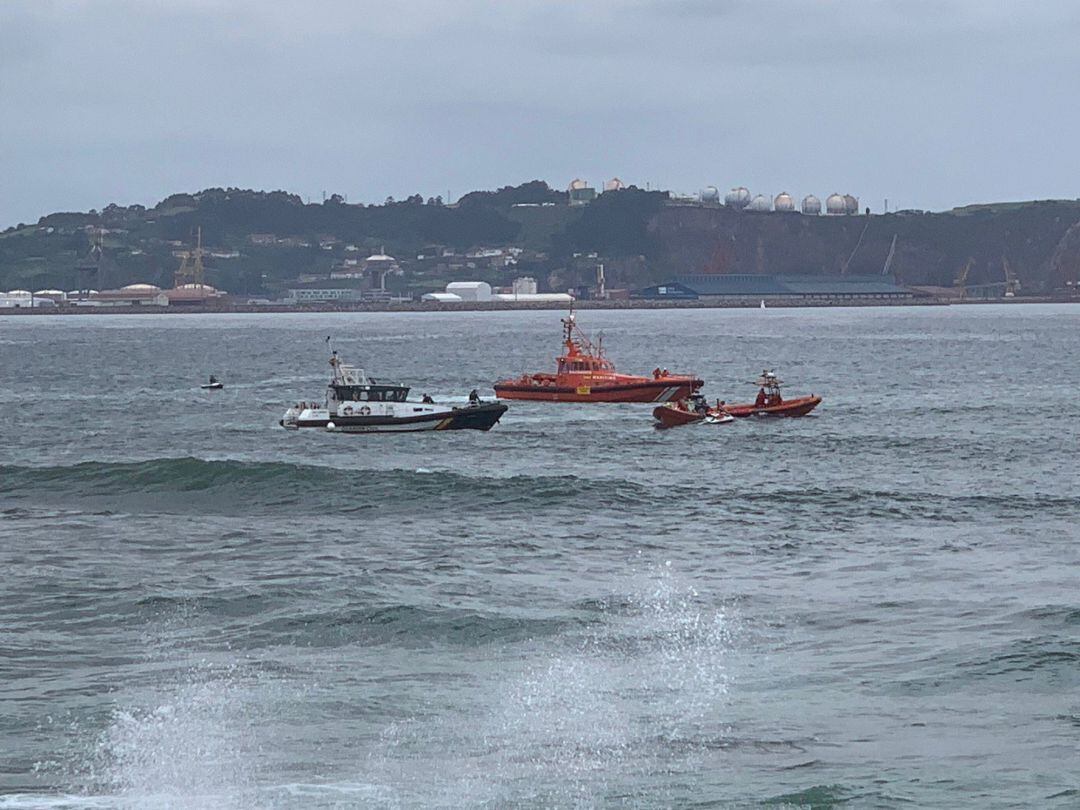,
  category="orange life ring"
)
[343,405,353,415]
[359,405,371,416]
